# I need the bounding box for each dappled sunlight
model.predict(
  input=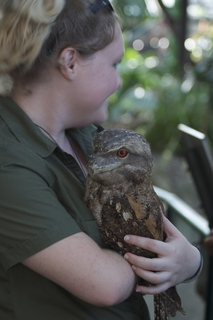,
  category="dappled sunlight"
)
[108,0,213,155]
